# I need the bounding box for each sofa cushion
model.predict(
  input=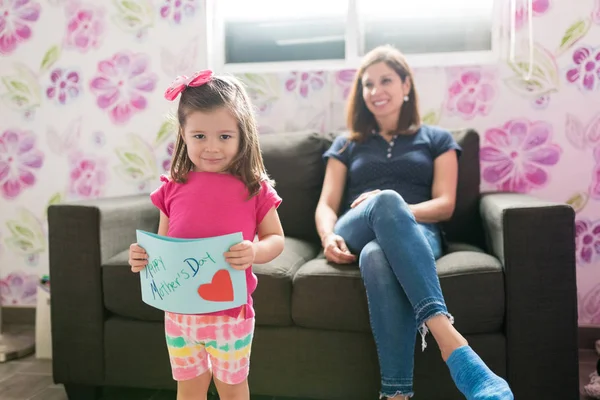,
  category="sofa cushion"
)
[440,129,483,247]
[101,237,319,325]
[260,130,330,244]
[291,244,505,335]
[253,238,320,326]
